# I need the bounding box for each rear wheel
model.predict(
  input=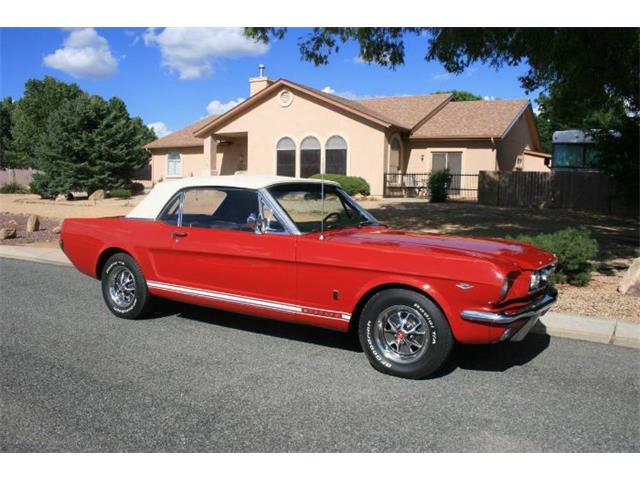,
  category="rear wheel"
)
[358,288,453,379]
[101,253,152,319]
